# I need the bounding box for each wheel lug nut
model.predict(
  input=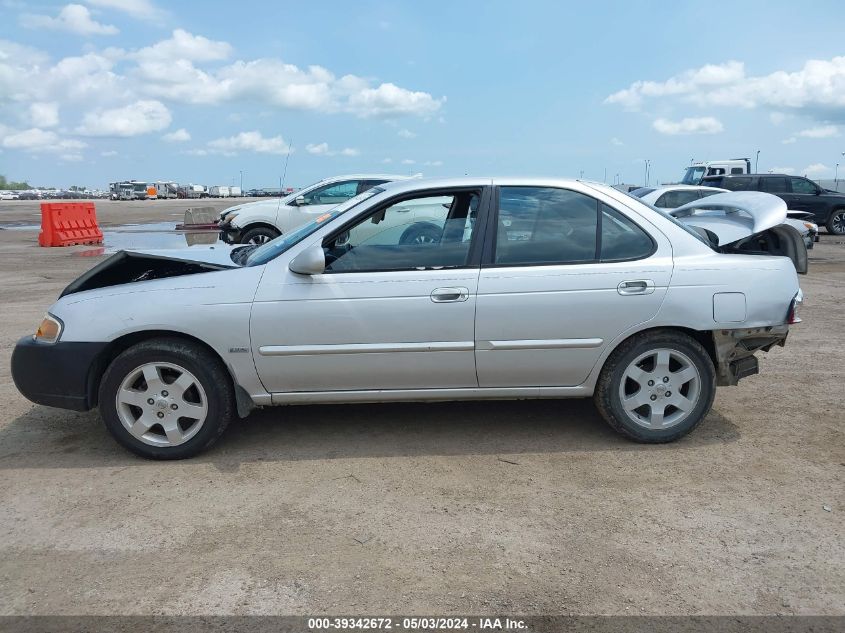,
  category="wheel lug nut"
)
[170,404,178,410]
[648,380,654,386]
[650,394,657,401]
[161,390,168,397]
[156,412,164,419]
[663,376,669,383]
[665,391,672,397]
[147,398,154,405]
